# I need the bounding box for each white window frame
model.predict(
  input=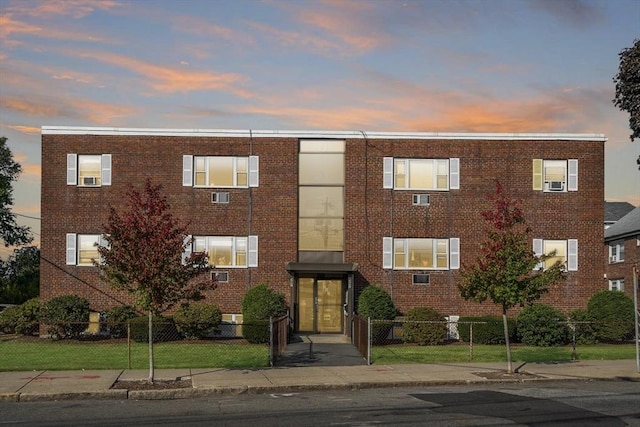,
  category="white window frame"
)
[532,159,577,192]
[533,238,578,271]
[383,158,459,191]
[608,279,624,292]
[383,237,459,270]
[188,235,258,268]
[608,241,624,263]
[67,154,112,187]
[183,155,259,188]
[66,233,107,266]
